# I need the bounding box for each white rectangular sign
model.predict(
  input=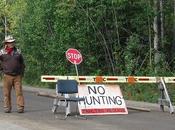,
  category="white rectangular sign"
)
[78,84,128,115]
